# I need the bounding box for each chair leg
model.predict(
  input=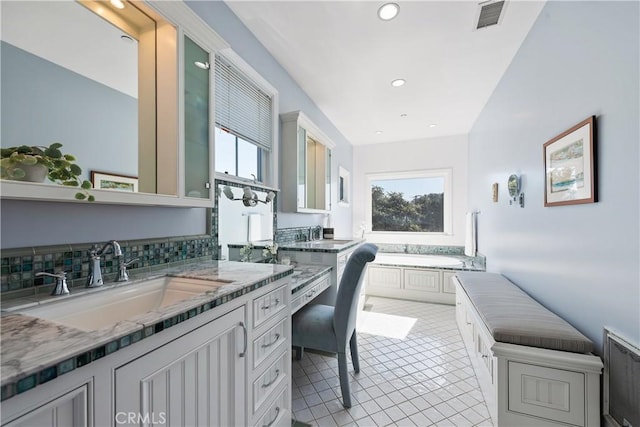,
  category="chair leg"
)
[349,332,360,373]
[294,346,304,360]
[337,352,352,408]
